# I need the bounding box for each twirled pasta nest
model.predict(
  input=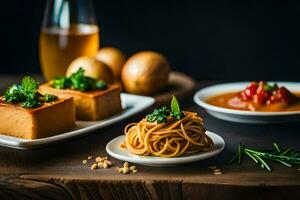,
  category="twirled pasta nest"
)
[123,111,214,158]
